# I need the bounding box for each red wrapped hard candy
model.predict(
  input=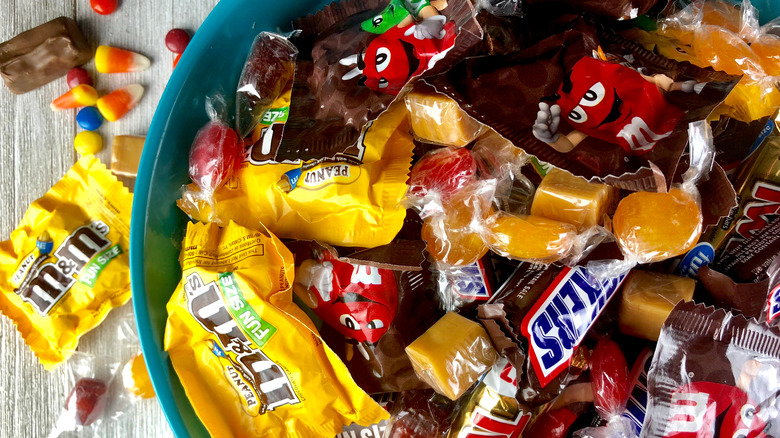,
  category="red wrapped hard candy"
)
[65,378,108,426]
[590,338,631,419]
[188,120,241,192]
[408,147,476,200]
